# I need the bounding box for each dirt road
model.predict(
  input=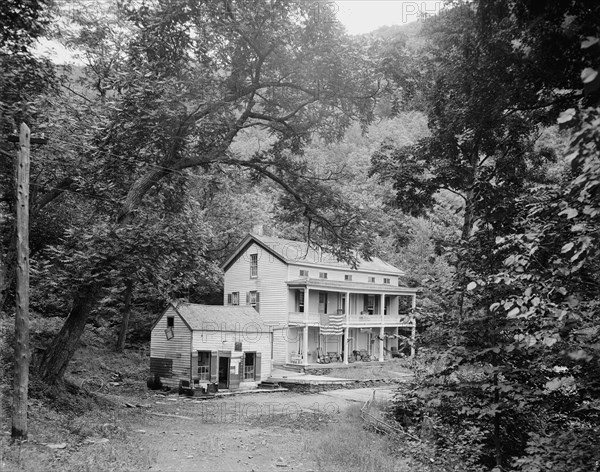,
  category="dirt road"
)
[133,388,394,472]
